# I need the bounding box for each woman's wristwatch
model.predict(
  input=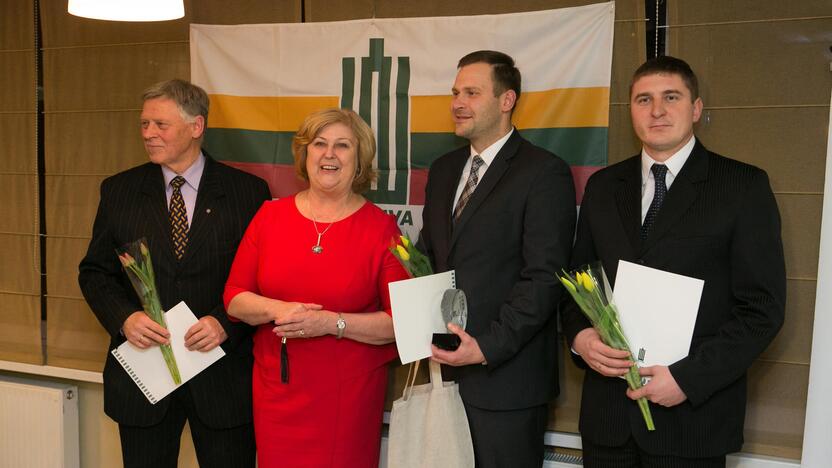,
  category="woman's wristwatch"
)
[336,313,346,339]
